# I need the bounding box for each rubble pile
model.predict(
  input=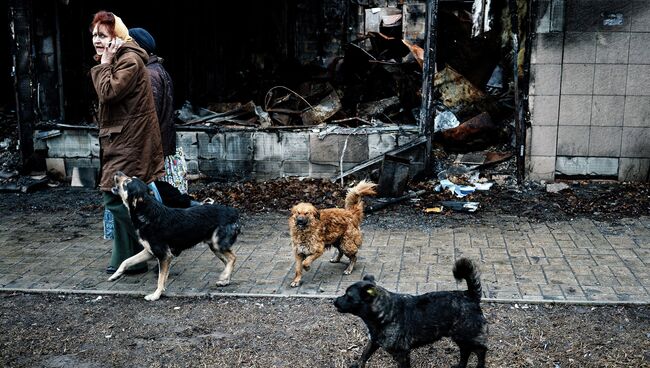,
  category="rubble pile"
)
[176,8,515,156]
[175,31,426,130]
[0,109,23,191]
[0,109,19,175]
[192,177,346,213]
[192,172,650,223]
